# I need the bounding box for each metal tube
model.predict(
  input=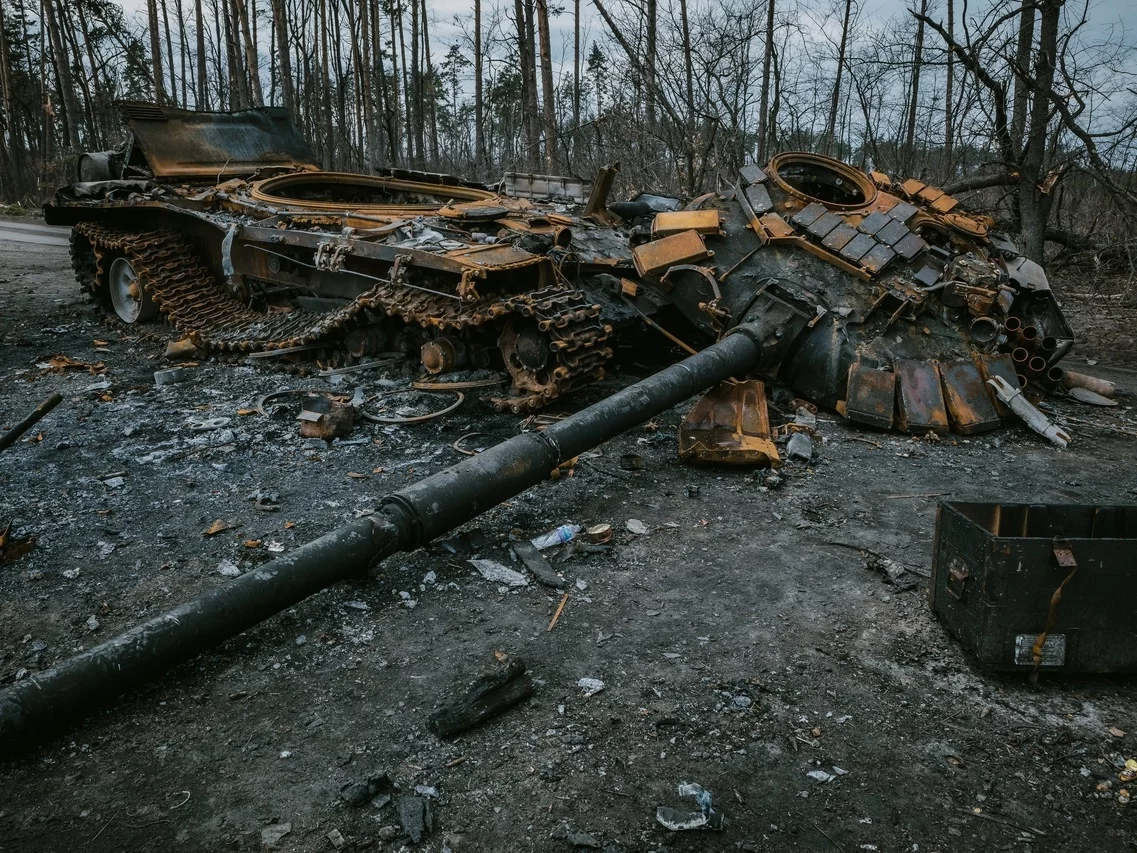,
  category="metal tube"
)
[380,331,760,548]
[969,317,1000,345]
[0,518,395,746]
[0,393,63,453]
[1062,369,1116,399]
[0,328,763,748]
